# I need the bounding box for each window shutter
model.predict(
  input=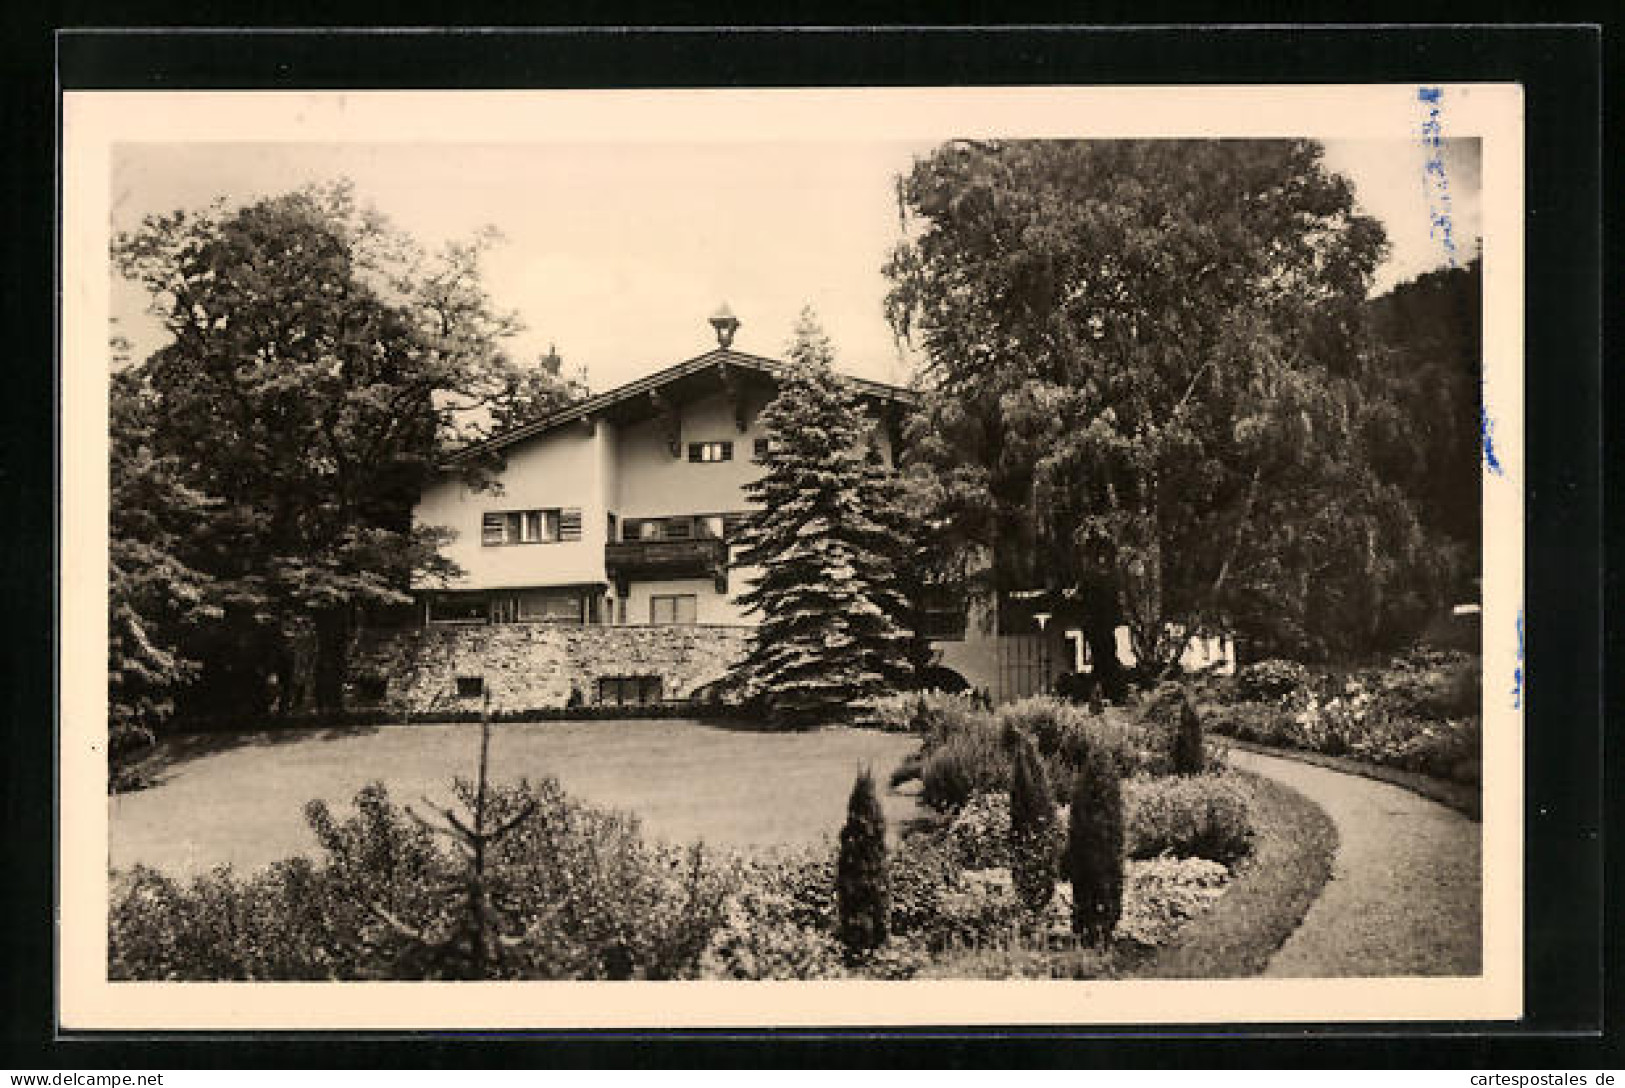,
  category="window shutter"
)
[721,441,733,461]
[482,513,505,546]
[559,507,582,541]
[688,443,702,462]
